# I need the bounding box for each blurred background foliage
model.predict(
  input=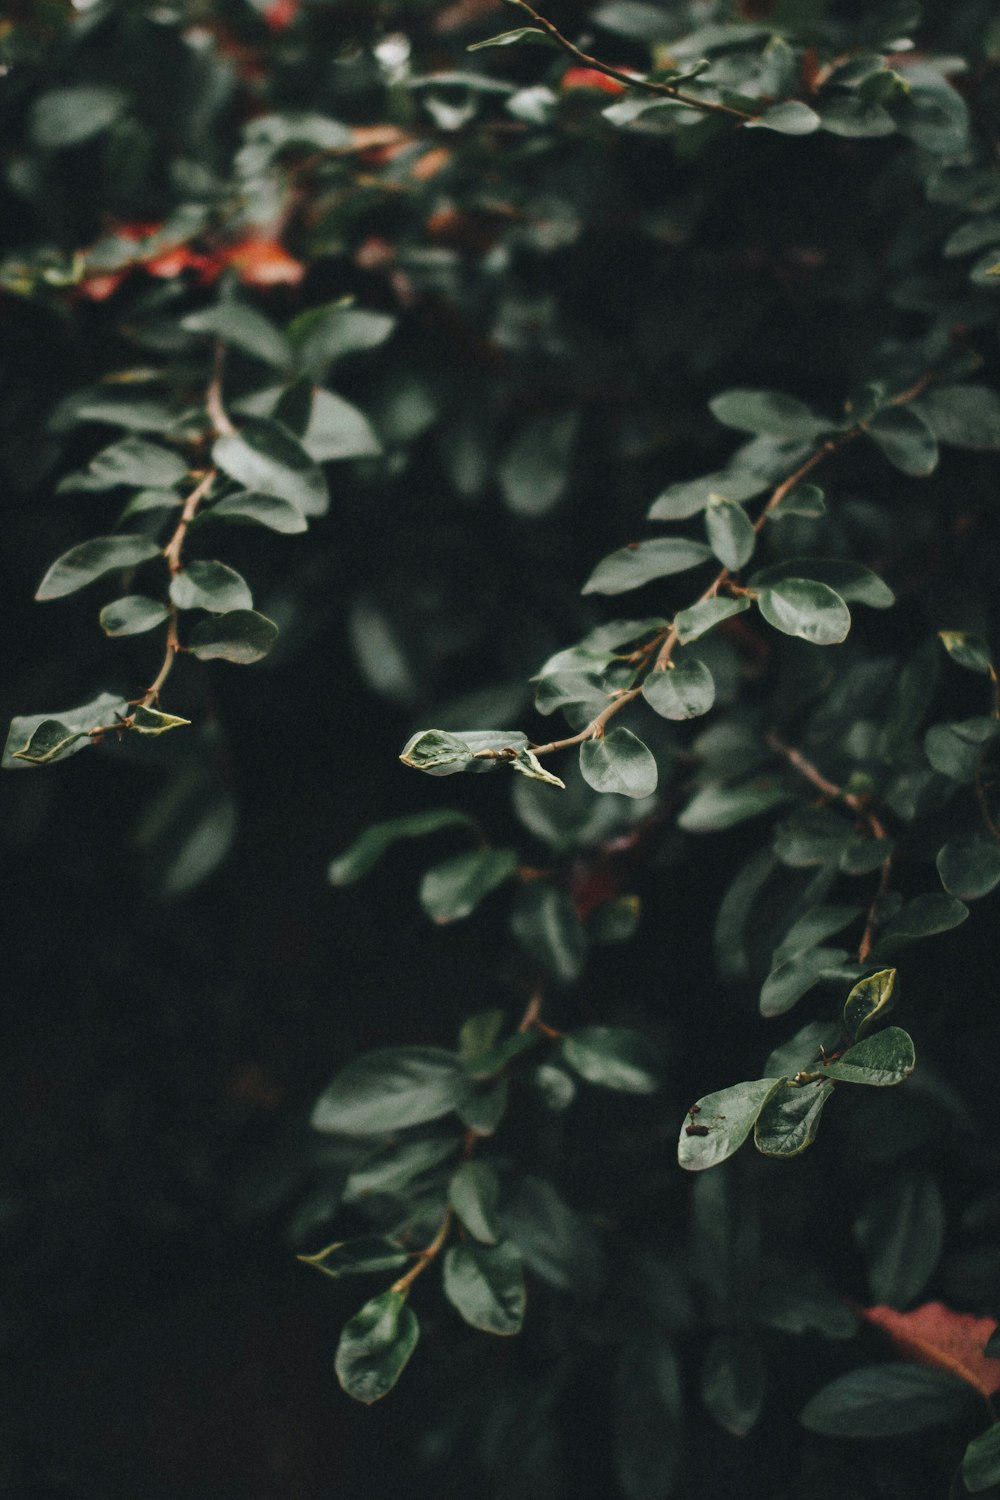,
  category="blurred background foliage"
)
[3,0,1000,1496]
